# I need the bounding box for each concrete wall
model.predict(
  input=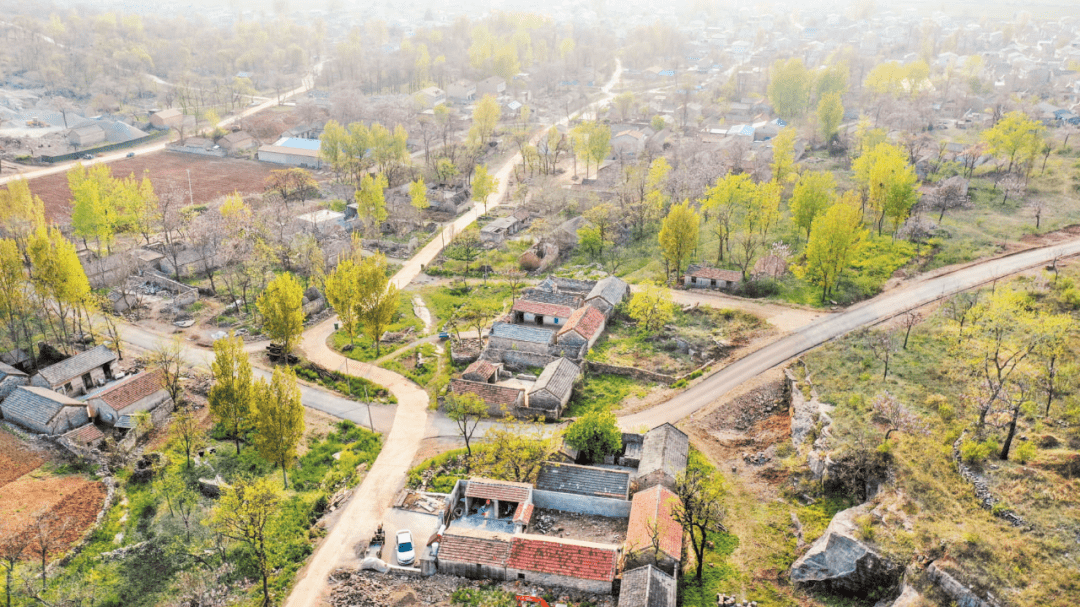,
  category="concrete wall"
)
[532,489,632,518]
[504,567,612,594]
